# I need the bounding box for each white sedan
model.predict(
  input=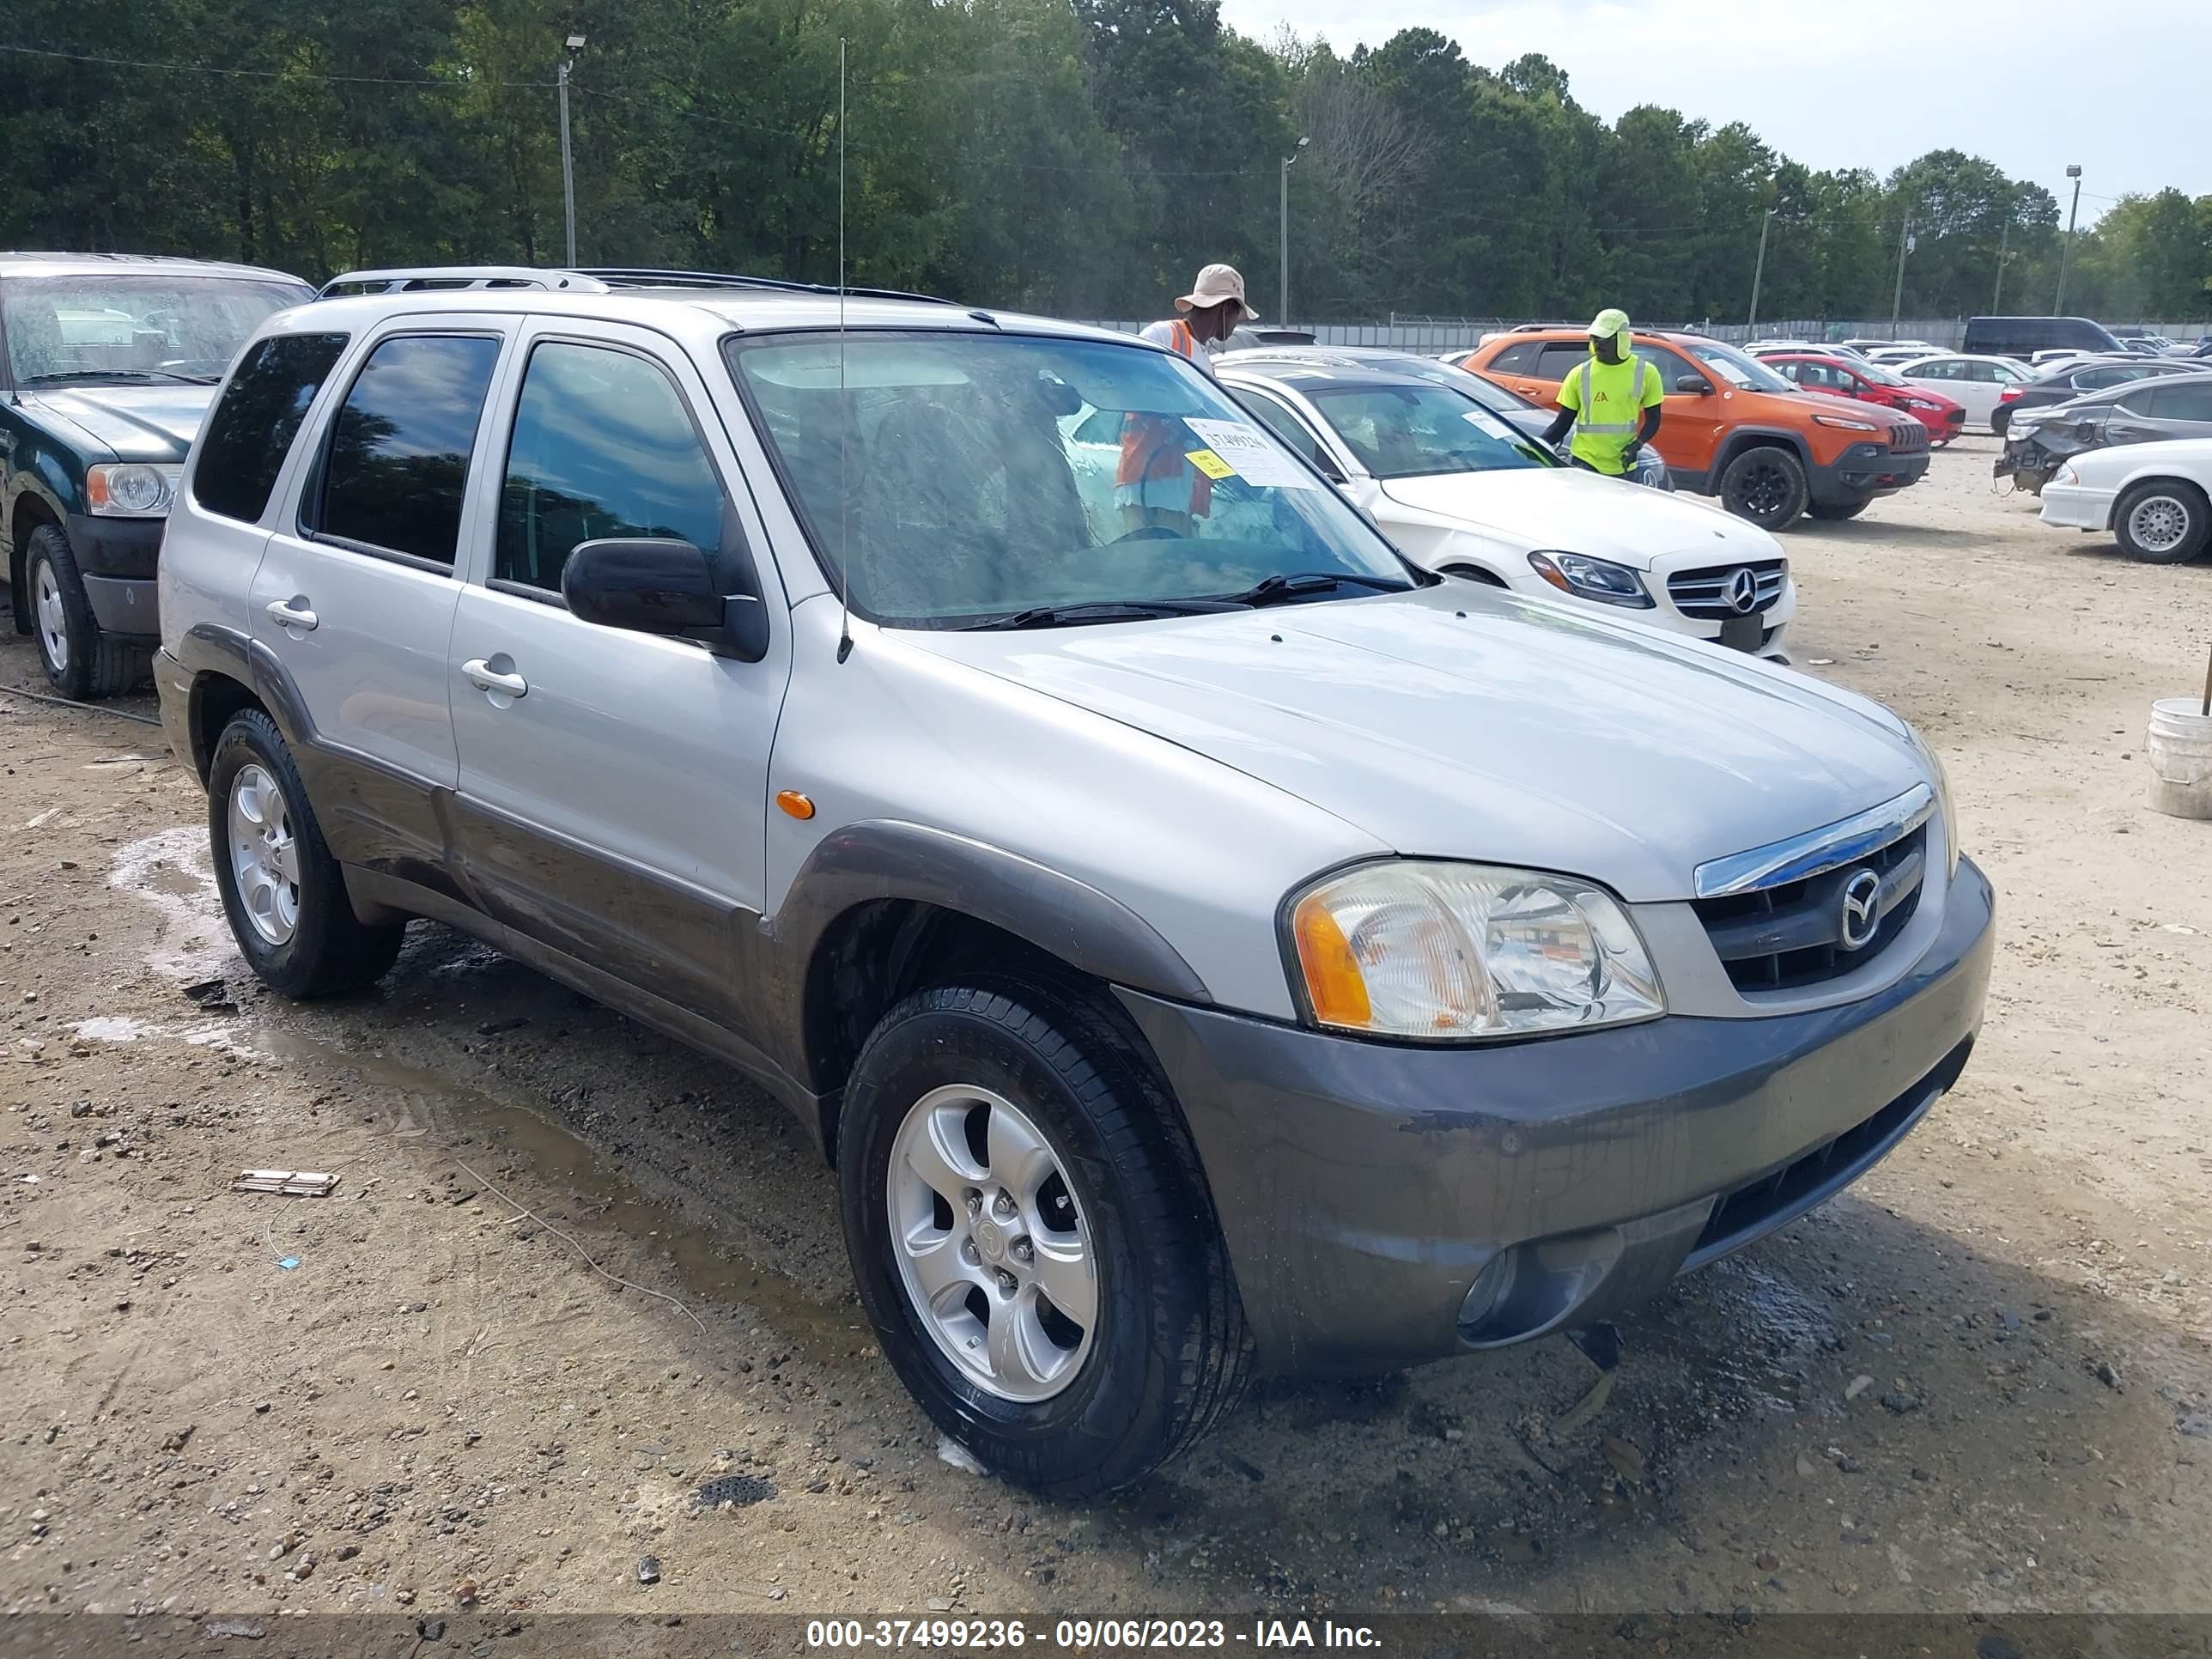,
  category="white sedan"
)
[2039,437,2212,563]
[1215,361,1797,658]
[1888,353,2037,432]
